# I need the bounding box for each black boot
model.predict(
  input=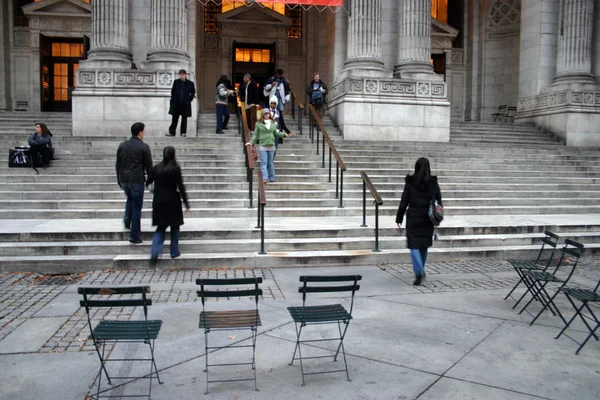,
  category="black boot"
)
[413,275,422,286]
